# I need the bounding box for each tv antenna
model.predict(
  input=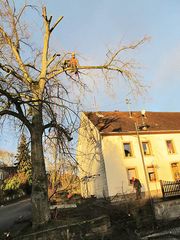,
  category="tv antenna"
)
[125,98,132,118]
